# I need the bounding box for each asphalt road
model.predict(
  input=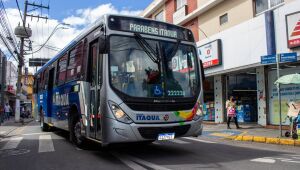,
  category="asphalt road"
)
[1,121,300,170]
